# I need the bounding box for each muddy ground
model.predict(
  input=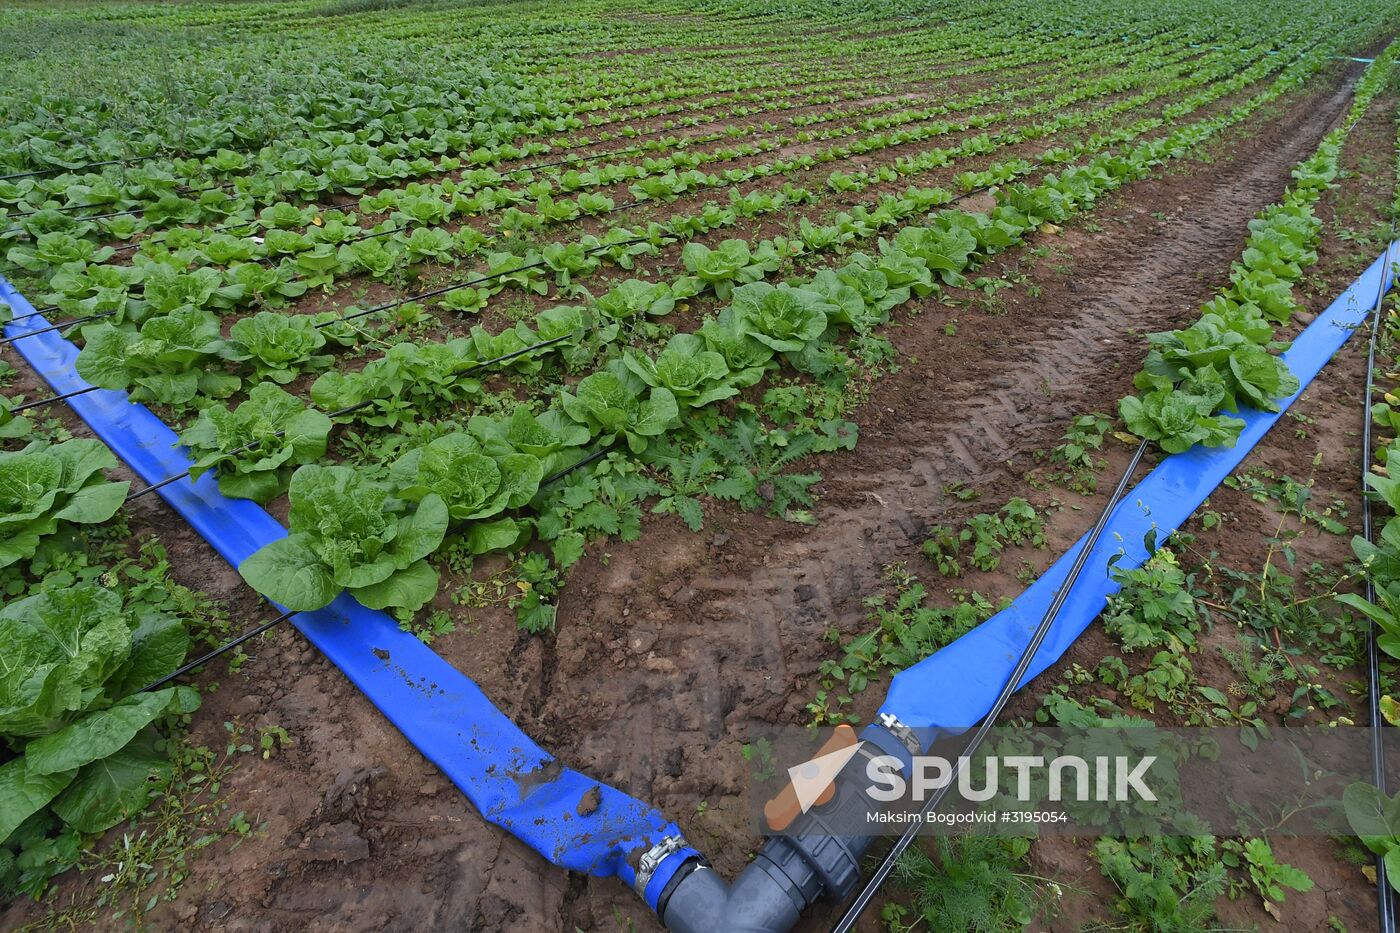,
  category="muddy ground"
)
[2,53,1395,933]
